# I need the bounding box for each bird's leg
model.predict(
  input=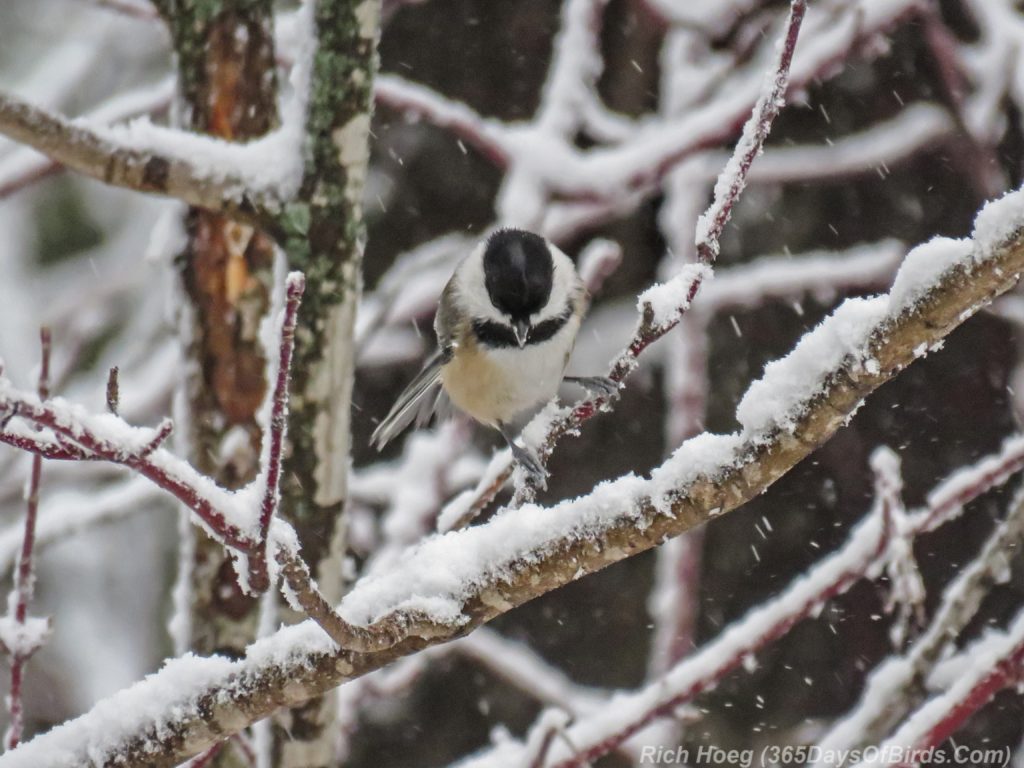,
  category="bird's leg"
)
[564,375,619,399]
[498,423,548,490]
